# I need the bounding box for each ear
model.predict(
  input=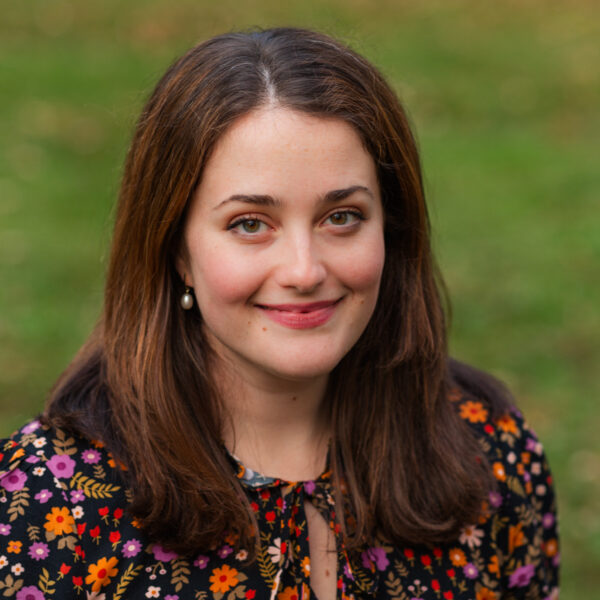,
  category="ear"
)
[175,254,190,287]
